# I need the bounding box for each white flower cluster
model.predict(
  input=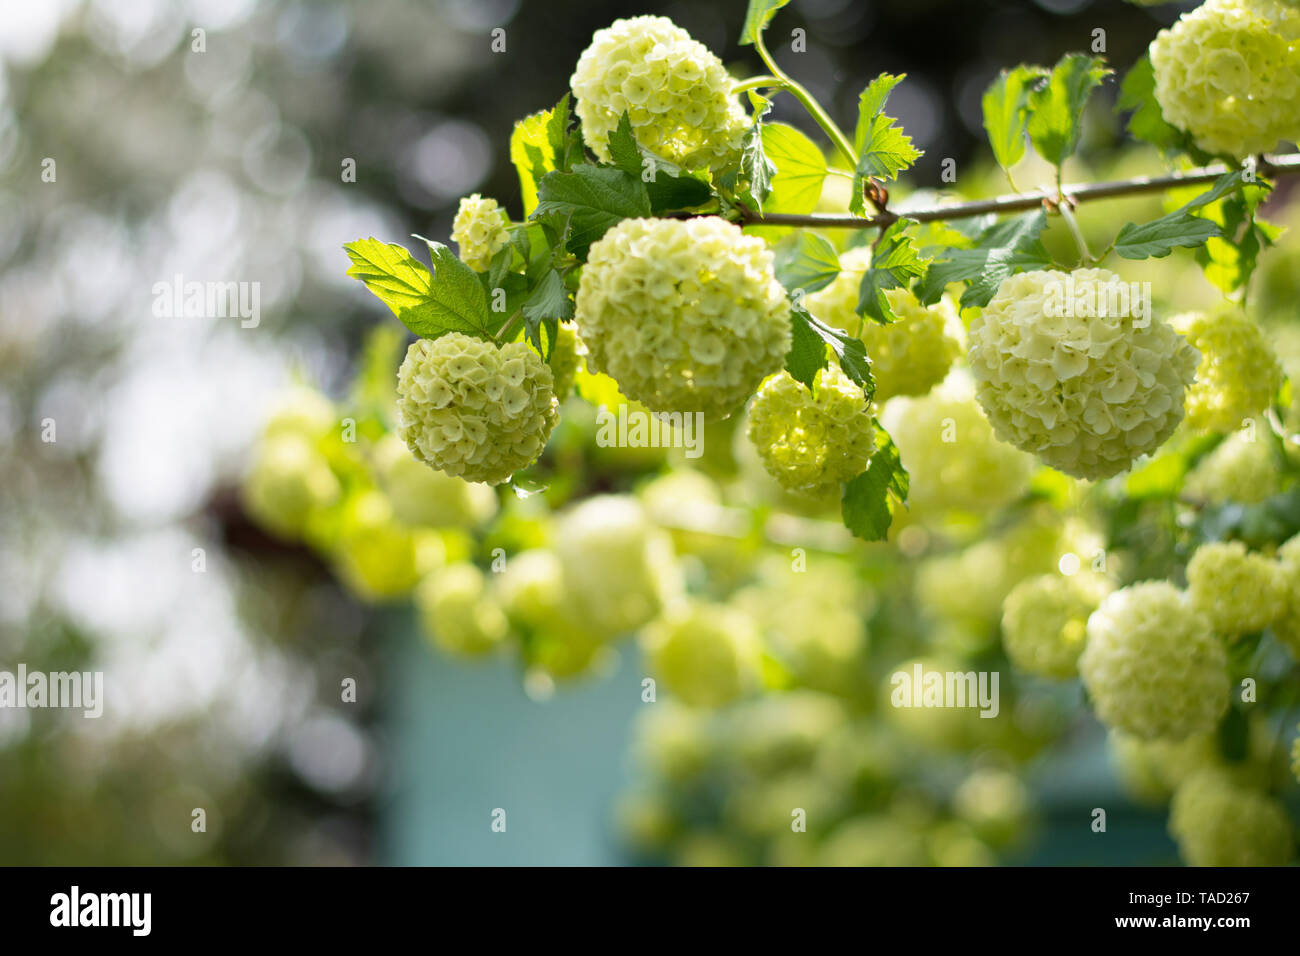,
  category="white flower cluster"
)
[570,15,747,170]
[1150,0,1300,158]
[968,269,1199,479]
[576,217,791,421]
